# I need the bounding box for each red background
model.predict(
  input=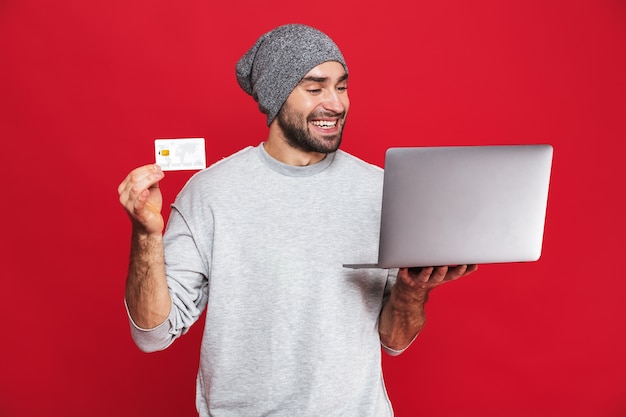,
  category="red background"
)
[1,1,625,416]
